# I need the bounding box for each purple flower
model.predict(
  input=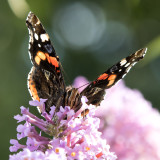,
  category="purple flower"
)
[9,96,117,160]
[74,76,160,160]
[9,140,25,152]
[9,148,67,160]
